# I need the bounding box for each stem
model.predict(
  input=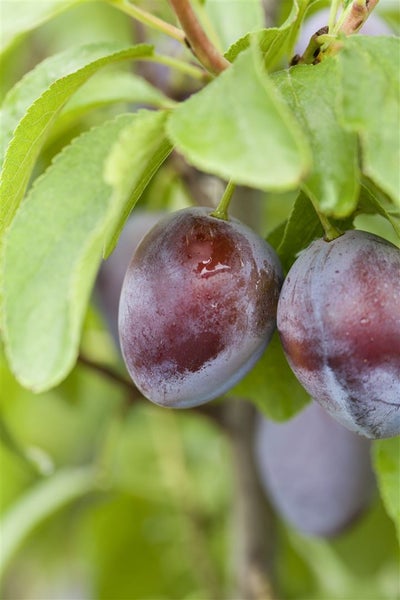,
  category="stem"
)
[211,181,236,221]
[336,0,381,36]
[225,400,277,600]
[168,0,230,75]
[109,0,185,44]
[308,197,342,241]
[77,353,226,425]
[328,0,341,33]
[78,353,140,396]
[146,53,210,83]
